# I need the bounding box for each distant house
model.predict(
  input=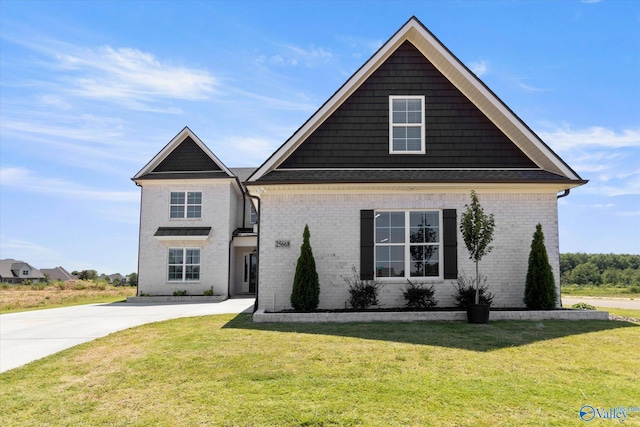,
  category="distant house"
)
[41,267,77,282]
[0,259,46,284]
[134,17,586,311]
